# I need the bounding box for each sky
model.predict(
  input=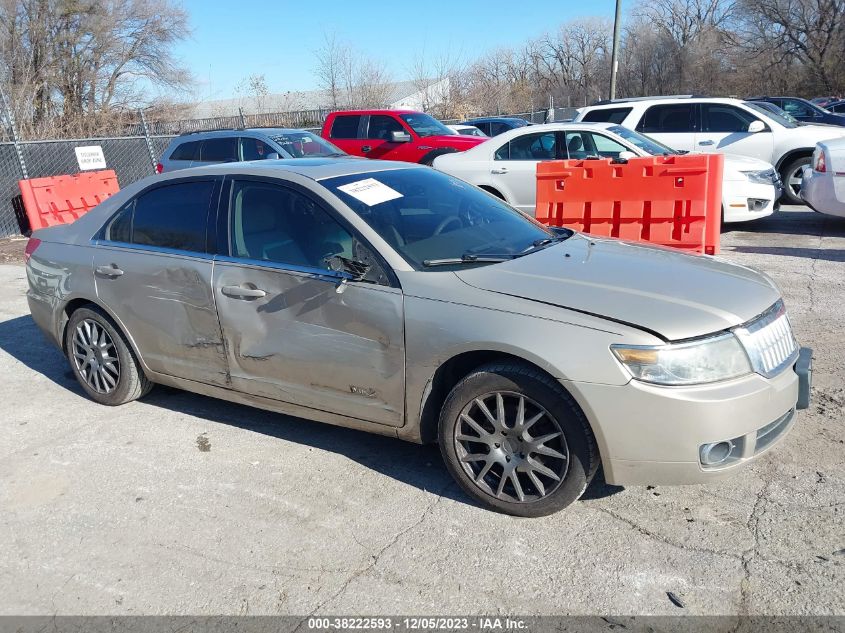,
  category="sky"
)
[172,0,620,103]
